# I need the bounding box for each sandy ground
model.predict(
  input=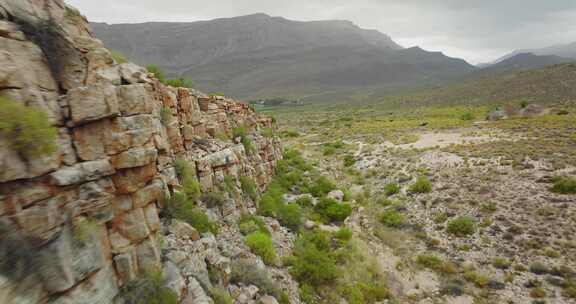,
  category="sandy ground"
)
[381,131,494,149]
